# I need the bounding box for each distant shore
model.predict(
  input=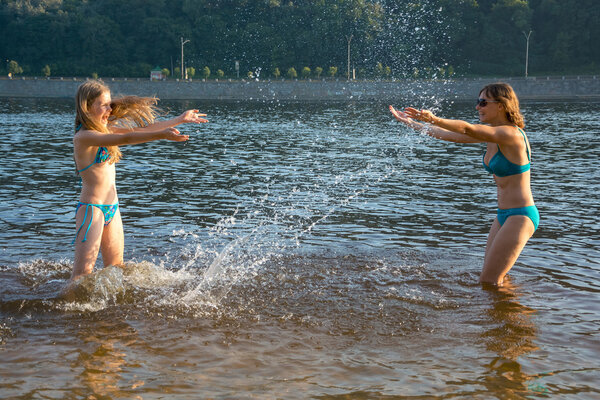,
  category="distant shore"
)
[0,75,598,101]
